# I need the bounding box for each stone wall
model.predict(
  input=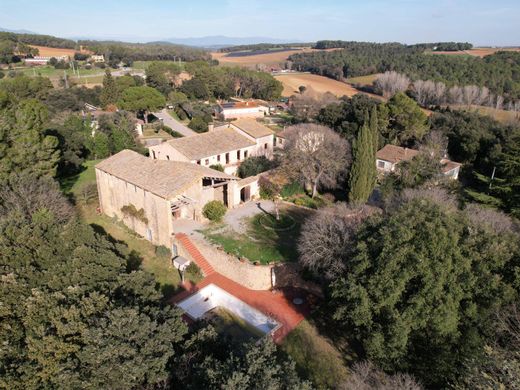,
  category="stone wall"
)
[191,237,273,290]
